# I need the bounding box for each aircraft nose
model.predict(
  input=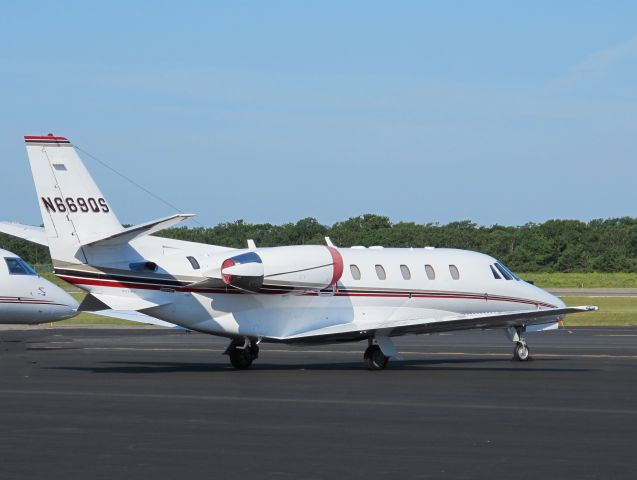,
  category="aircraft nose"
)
[48,286,80,320]
[60,291,80,318]
[533,284,565,308]
[523,281,565,308]
[549,291,566,308]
